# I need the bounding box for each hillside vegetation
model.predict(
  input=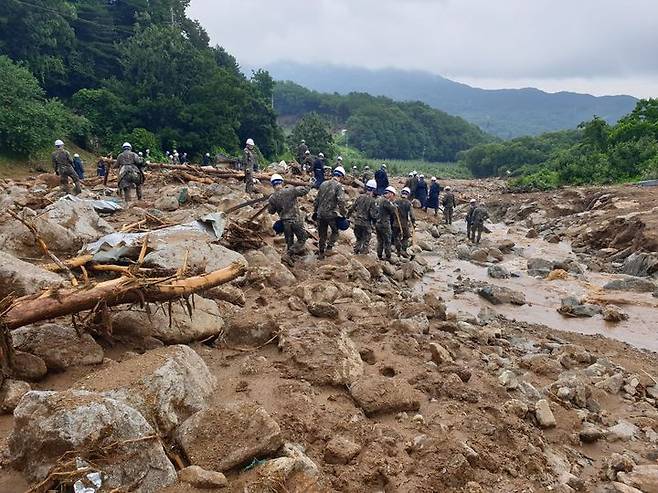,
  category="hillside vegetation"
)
[265,62,638,139]
[458,99,658,189]
[0,0,282,160]
[275,81,489,162]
